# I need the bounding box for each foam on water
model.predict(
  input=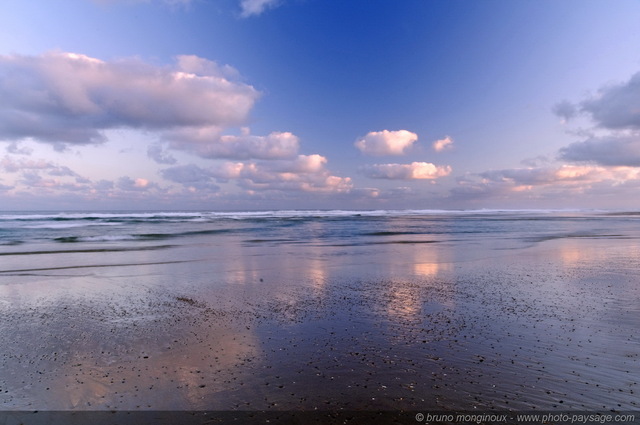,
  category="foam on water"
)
[0,208,600,223]
[24,222,121,229]
[1,209,638,249]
